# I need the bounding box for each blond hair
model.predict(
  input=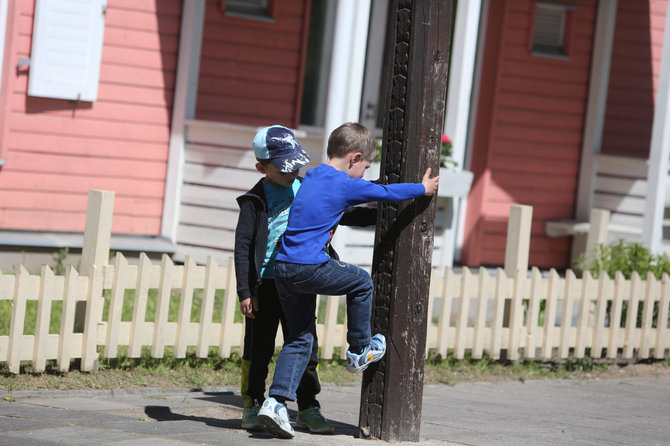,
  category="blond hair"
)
[326,122,376,161]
